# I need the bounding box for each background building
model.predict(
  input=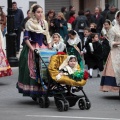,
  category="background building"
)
[0,0,119,18]
[45,0,119,14]
[0,0,119,50]
[0,0,45,16]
